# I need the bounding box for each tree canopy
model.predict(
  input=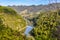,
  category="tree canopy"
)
[31,11,60,40]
